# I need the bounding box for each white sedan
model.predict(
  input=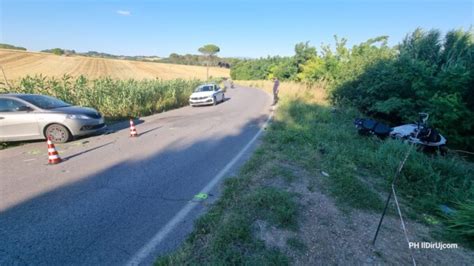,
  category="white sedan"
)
[189,84,225,106]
